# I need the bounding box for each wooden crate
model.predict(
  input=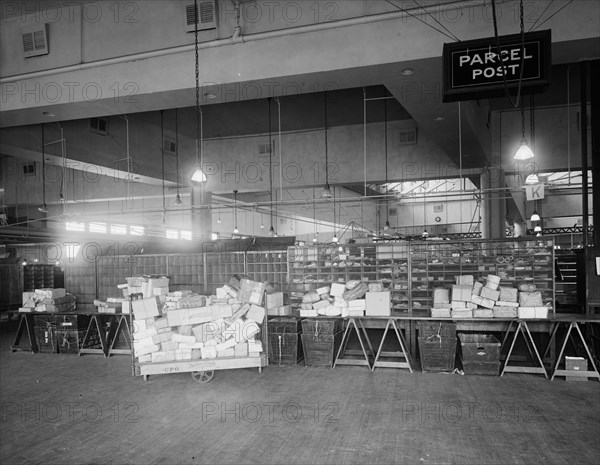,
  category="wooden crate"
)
[34,326,58,353]
[301,331,342,367]
[418,336,457,372]
[460,359,500,376]
[268,332,303,366]
[55,328,102,354]
[458,334,501,363]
